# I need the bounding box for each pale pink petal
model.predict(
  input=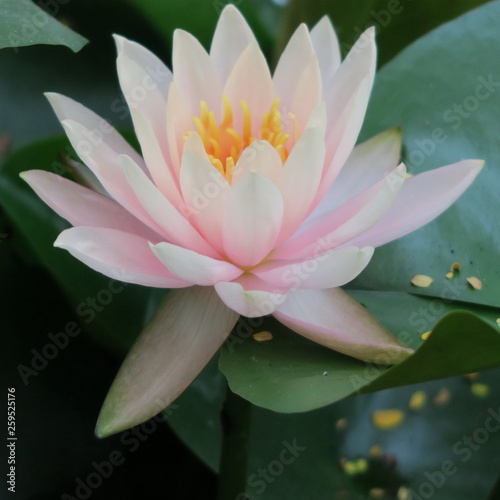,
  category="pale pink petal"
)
[274,288,413,363]
[96,287,239,437]
[254,246,374,289]
[179,151,230,254]
[172,30,222,117]
[215,276,288,317]
[277,164,406,259]
[346,159,484,248]
[45,92,146,172]
[315,28,377,202]
[223,171,284,267]
[273,24,314,112]
[183,131,210,159]
[54,227,189,288]
[289,56,322,129]
[210,4,258,84]
[224,43,275,137]
[151,242,243,286]
[310,16,341,88]
[166,82,194,175]
[231,140,282,185]
[120,155,219,257]
[312,128,402,220]
[276,127,326,241]
[21,170,160,242]
[114,35,173,191]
